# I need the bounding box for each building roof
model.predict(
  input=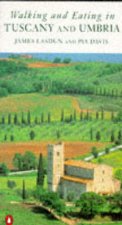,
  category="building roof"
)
[64,160,97,169]
[62,175,93,184]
